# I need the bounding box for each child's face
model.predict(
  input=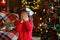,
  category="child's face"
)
[21,11,28,18]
